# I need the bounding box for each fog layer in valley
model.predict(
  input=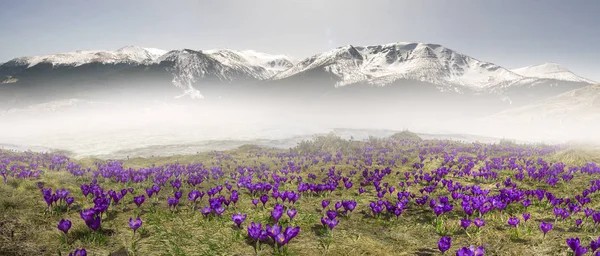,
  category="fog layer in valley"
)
[1,87,598,159]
